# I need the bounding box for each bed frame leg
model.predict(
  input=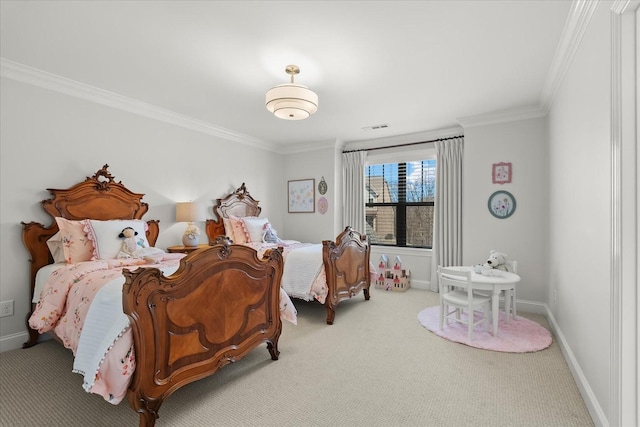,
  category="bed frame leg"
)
[363,288,371,301]
[131,400,159,427]
[325,306,336,325]
[138,410,158,427]
[128,392,160,427]
[267,340,280,360]
[22,312,40,348]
